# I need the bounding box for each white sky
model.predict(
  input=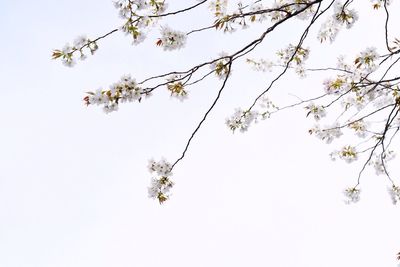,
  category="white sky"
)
[0,1,399,266]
